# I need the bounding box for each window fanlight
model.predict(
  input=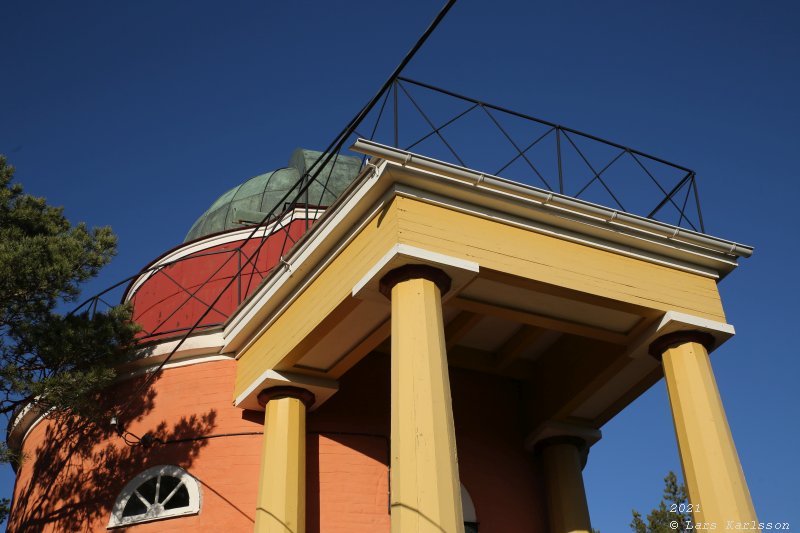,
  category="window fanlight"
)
[108,465,201,528]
